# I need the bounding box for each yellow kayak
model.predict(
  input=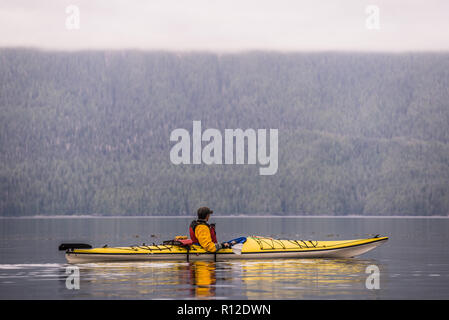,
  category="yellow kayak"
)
[62,236,388,263]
